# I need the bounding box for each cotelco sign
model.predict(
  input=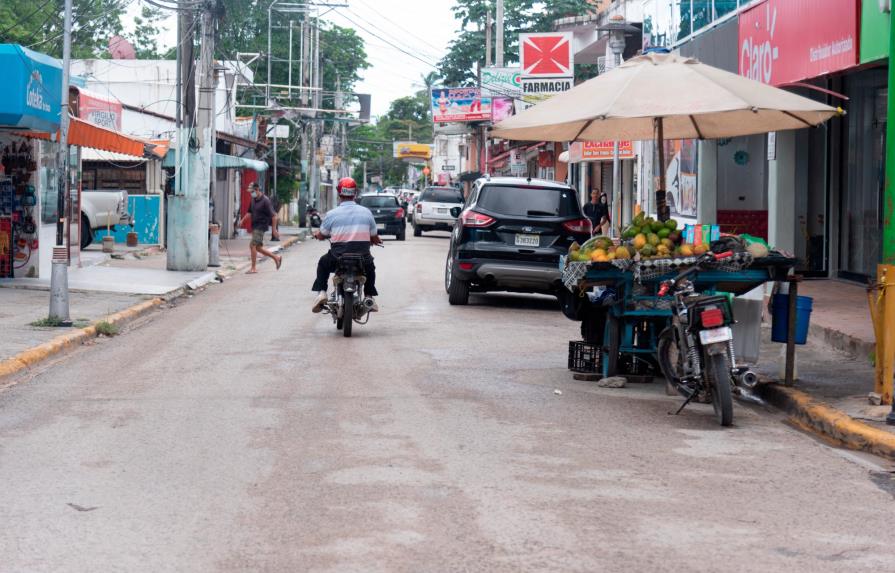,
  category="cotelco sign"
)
[738,0,858,86]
